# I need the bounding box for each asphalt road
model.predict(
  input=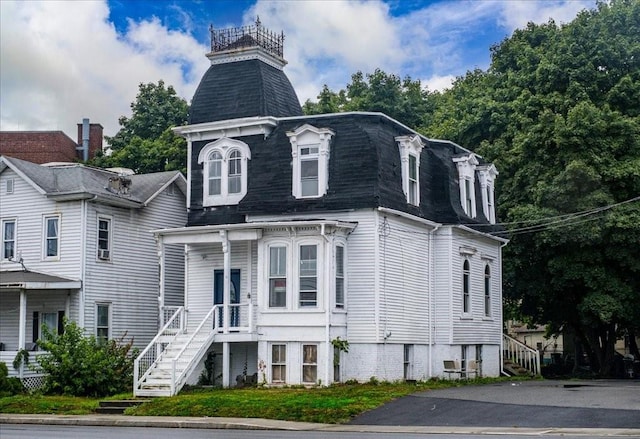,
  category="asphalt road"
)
[349,379,640,429]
